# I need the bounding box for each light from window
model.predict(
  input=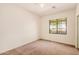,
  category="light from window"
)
[49,18,67,34]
